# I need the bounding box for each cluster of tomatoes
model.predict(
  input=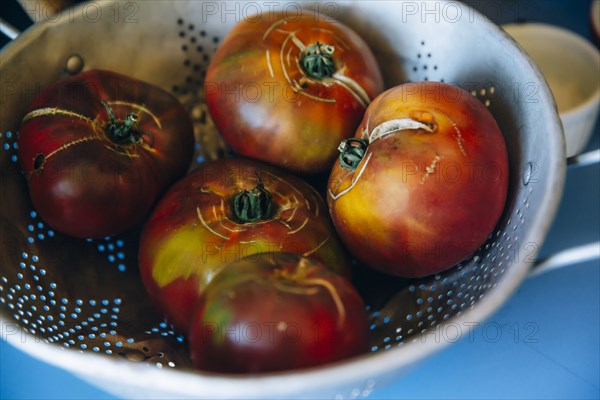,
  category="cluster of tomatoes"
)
[17,11,508,374]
